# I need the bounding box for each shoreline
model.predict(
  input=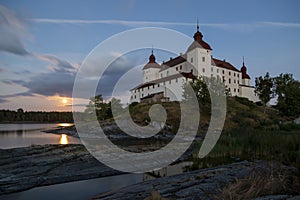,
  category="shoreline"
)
[0,144,124,195]
[0,122,73,124]
[0,144,299,199]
